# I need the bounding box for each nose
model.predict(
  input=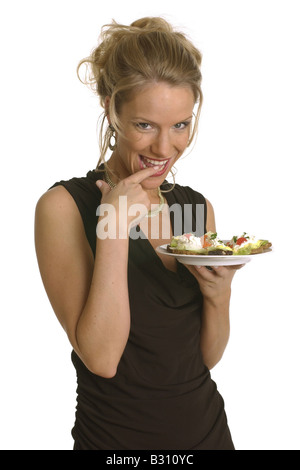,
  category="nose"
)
[151,130,174,158]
